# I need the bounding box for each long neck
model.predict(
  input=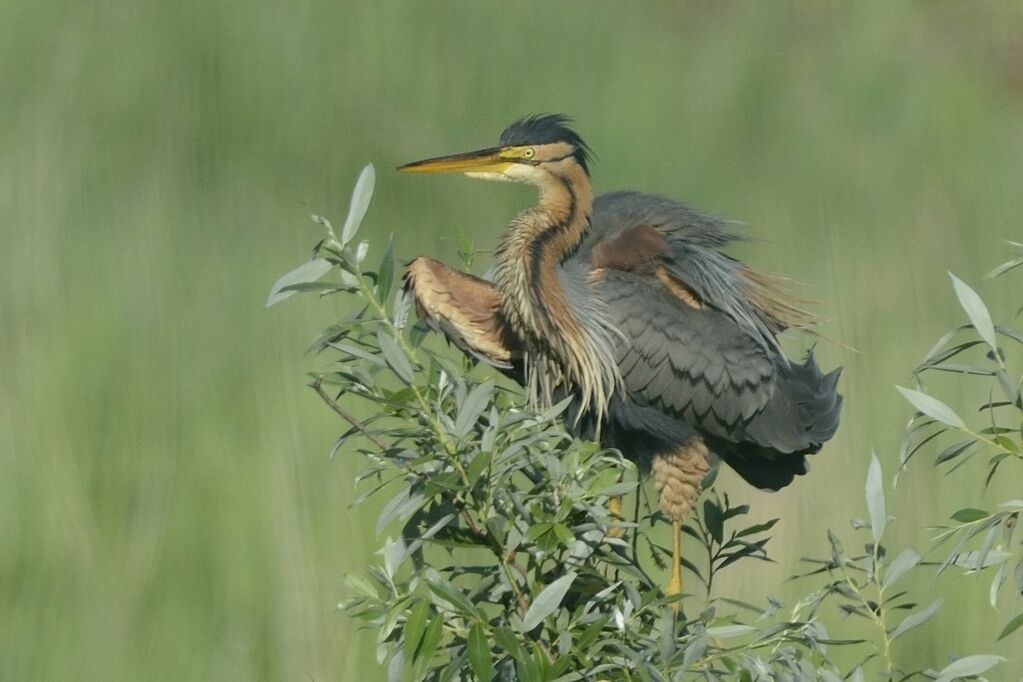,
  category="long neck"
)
[495,163,593,341]
[495,165,618,426]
